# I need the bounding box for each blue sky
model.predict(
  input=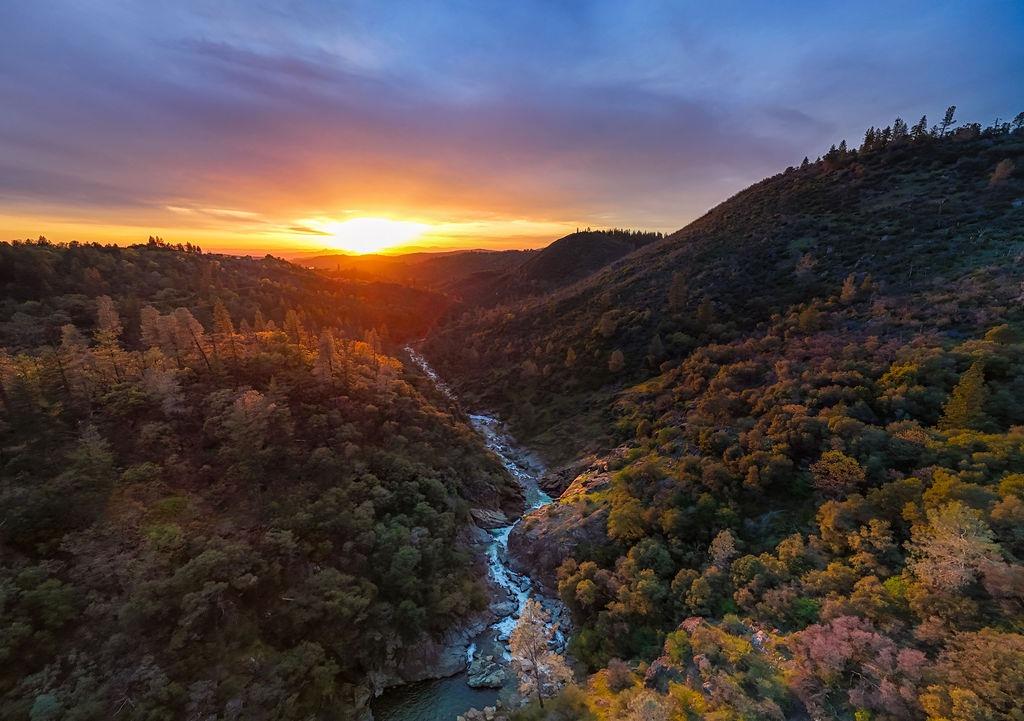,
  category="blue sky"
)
[1,1,1021,251]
